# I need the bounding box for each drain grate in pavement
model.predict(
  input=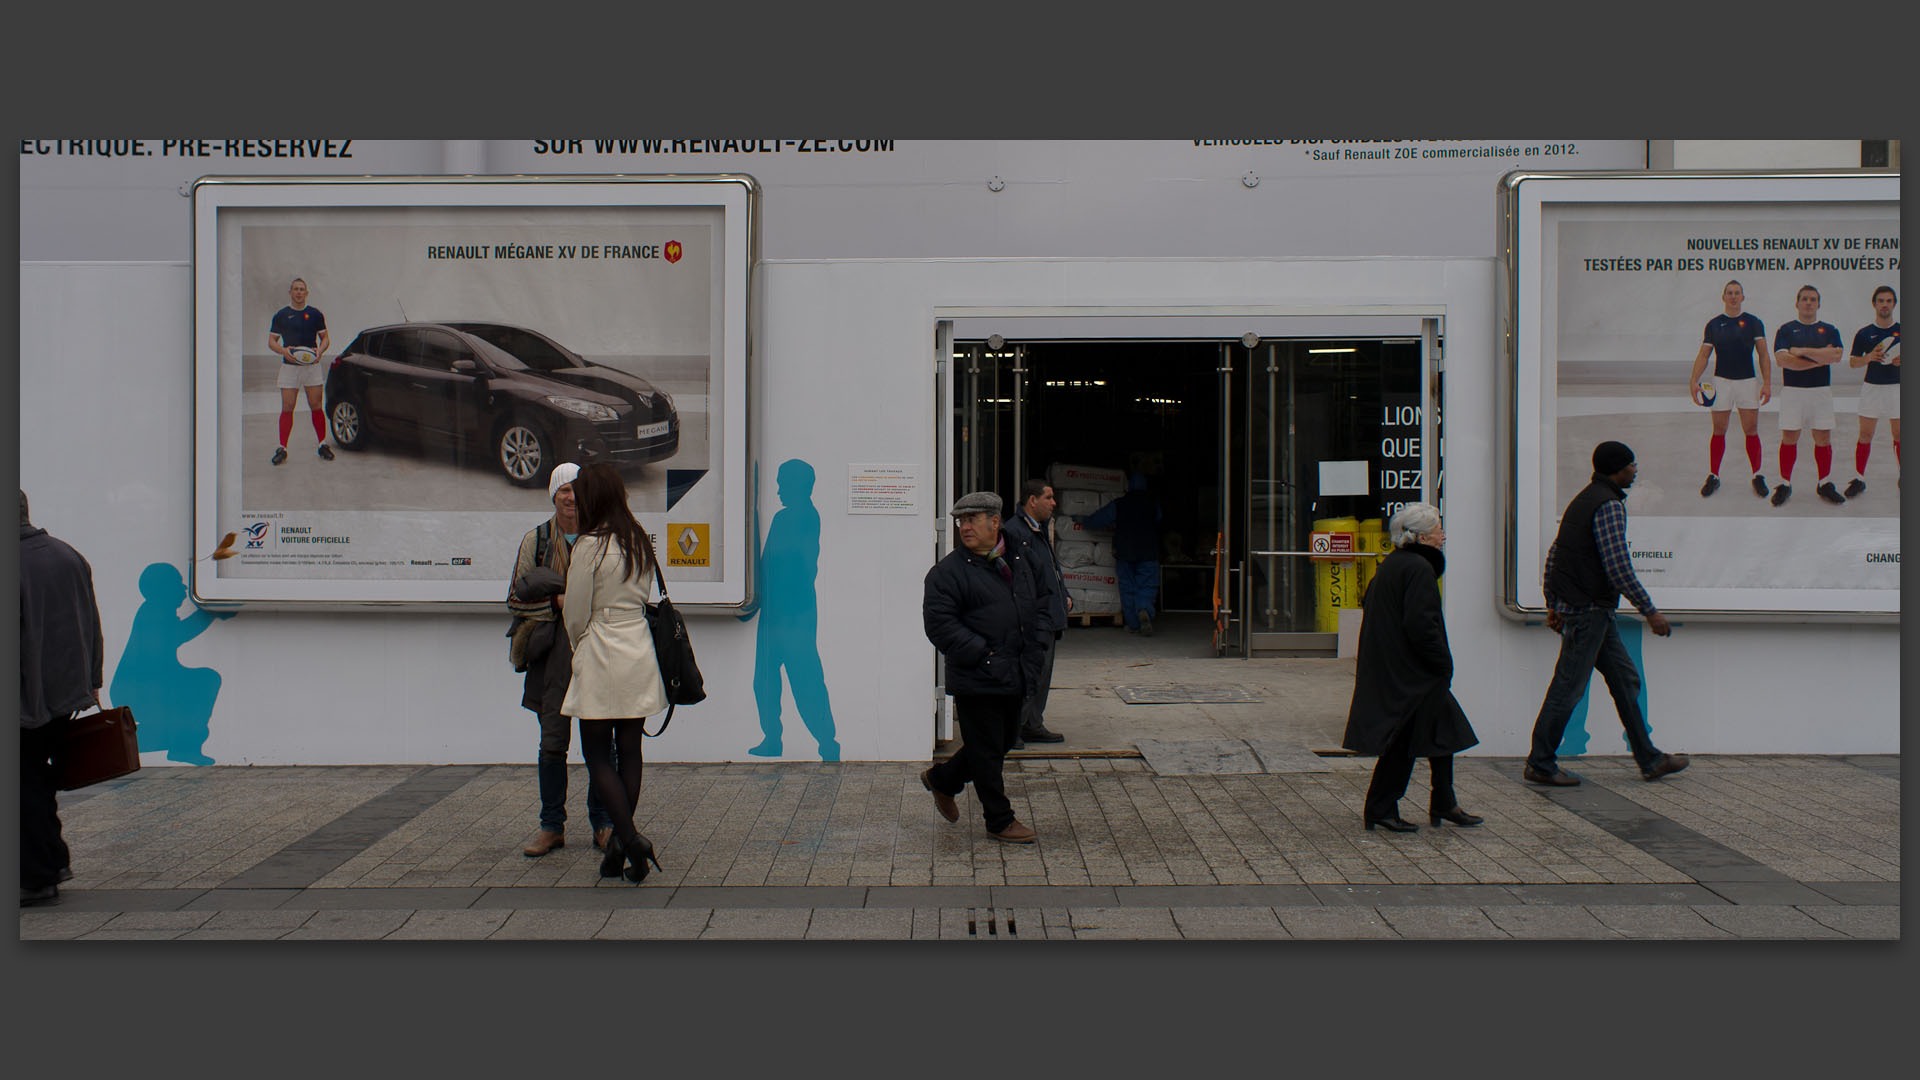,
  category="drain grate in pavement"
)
[1134,739,1337,775]
[1114,684,1261,704]
[969,908,1018,938]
